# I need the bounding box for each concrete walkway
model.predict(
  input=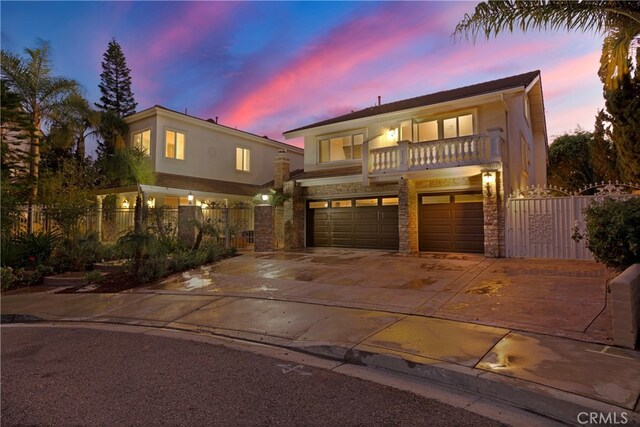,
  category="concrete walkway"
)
[2,250,638,424]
